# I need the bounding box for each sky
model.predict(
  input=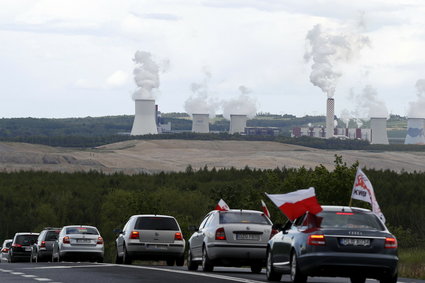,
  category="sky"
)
[1,0,425,119]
